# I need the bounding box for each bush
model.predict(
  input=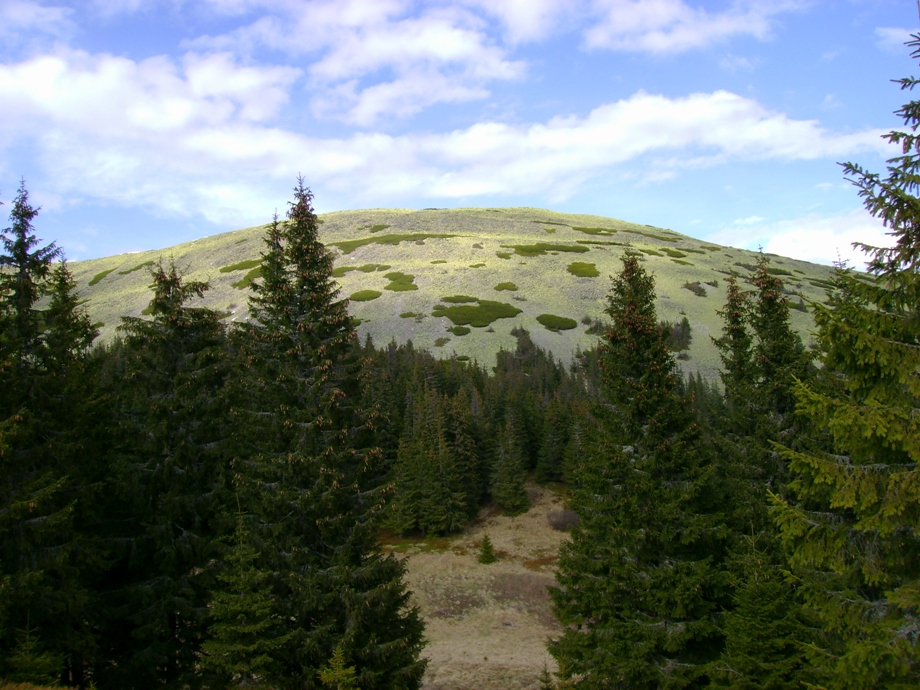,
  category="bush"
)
[449,326,471,336]
[232,266,262,289]
[442,295,478,303]
[567,262,599,277]
[494,282,518,291]
[432,300,522,327]
[219,258,262,273]
[350,290,382,302]
[682,281,707,297]
[384,272,417,291]
[536,314,578,331]
[547,509,580,532]
[88,267,117,286]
